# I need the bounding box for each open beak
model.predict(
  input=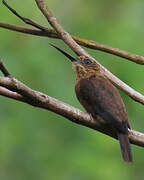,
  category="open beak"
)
[49,43,77,62]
